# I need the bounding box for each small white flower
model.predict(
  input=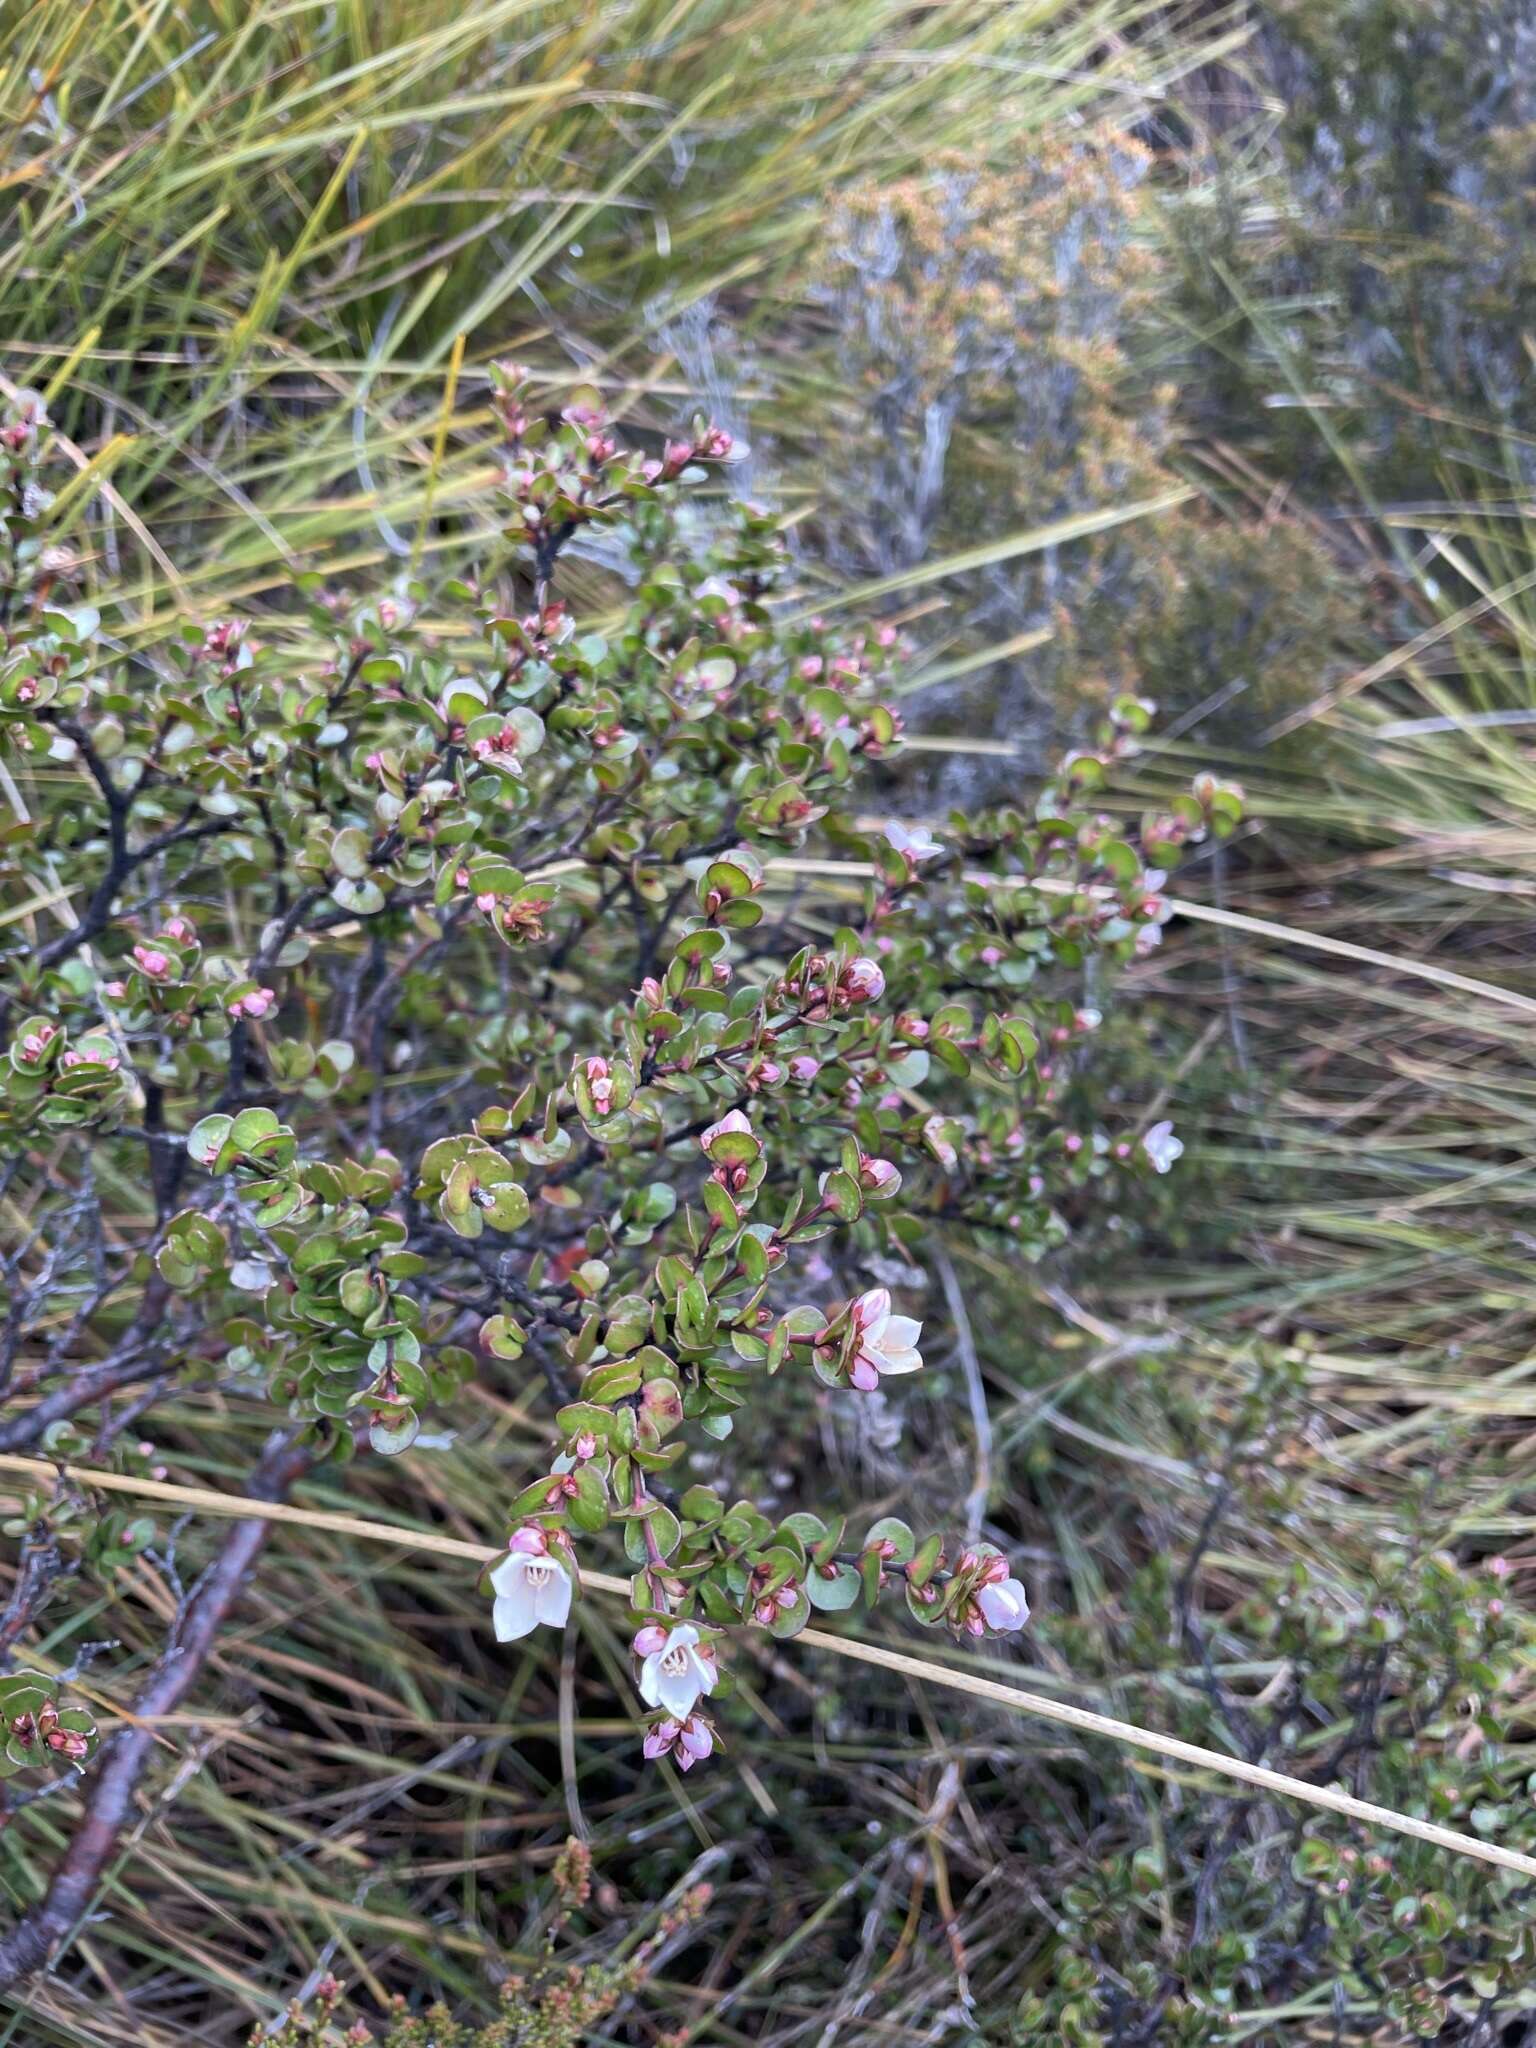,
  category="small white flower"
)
[638,1624,719,1717]
[849,1287,924,1390]
[489,1547,572,1641]
[975,1576,1030,1633]
[1142,1119,1184,1175]
[884,820,944,863]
